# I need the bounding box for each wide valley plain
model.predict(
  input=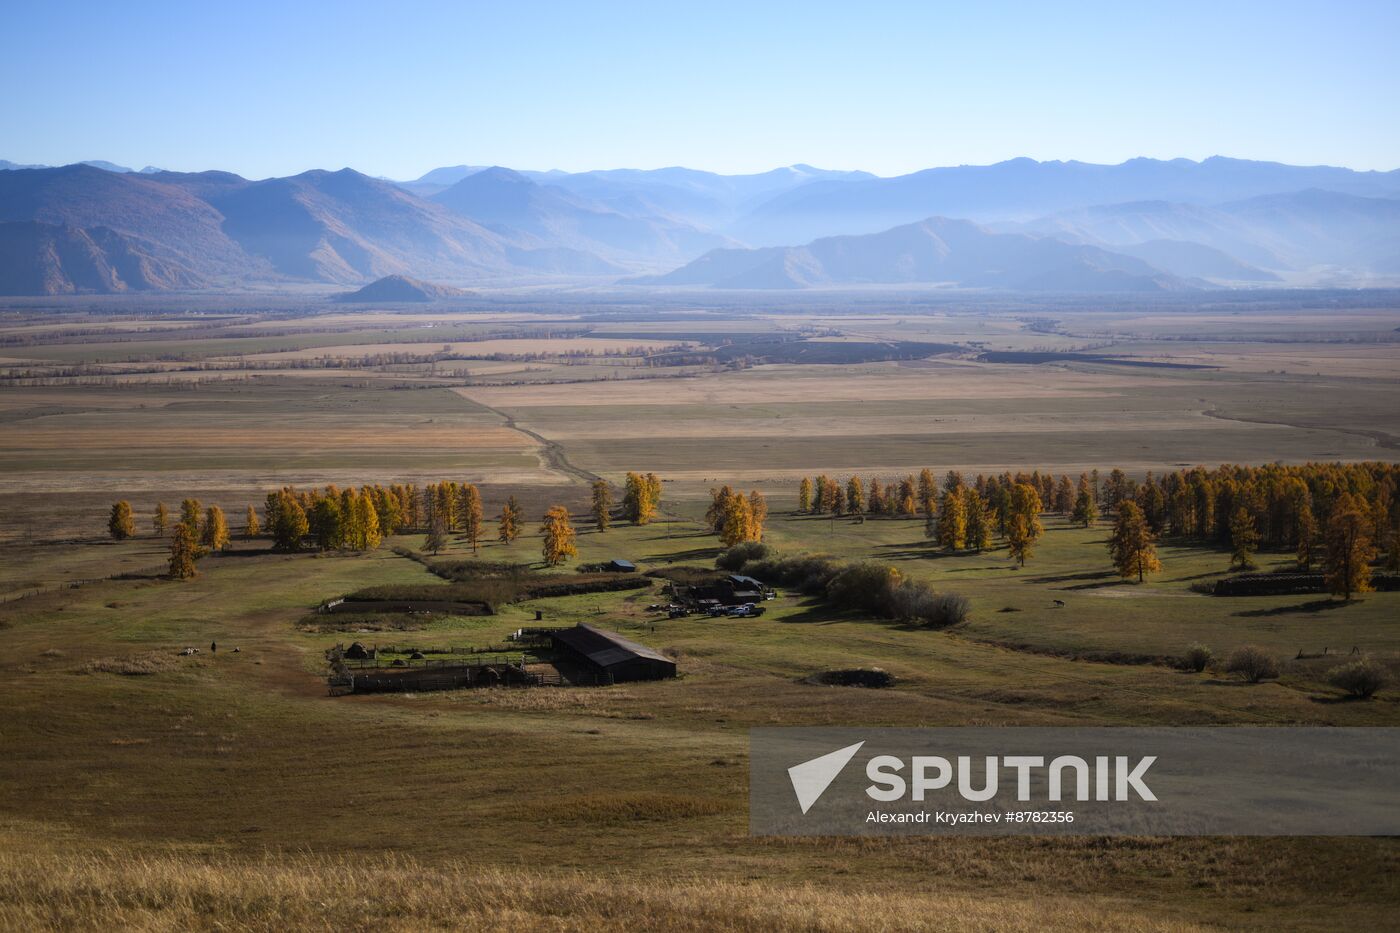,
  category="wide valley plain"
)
[2,289,1399,930]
